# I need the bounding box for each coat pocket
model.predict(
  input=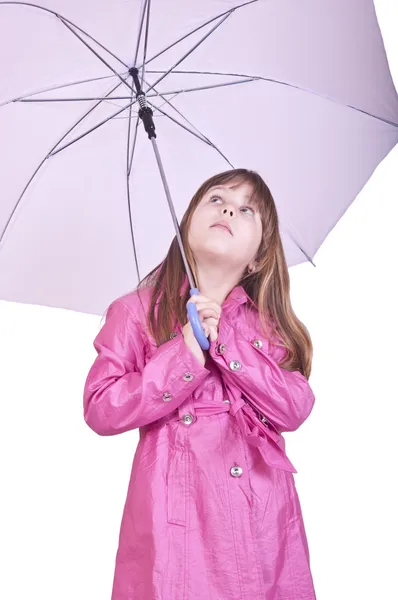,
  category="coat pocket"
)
[245,445,275,537]
[277,469,303,526]
[166,447,187,526]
